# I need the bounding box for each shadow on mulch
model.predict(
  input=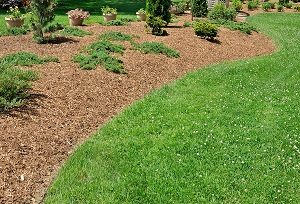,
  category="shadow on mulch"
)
[44,36,79,44]
[207,38,221,44]
[0,93,48,118]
